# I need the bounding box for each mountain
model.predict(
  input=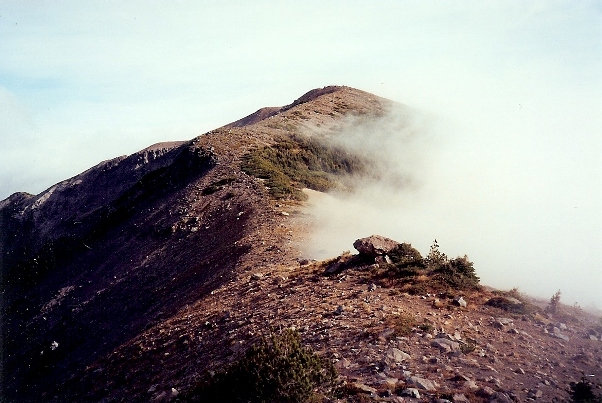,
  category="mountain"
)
[1,86,601,402]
